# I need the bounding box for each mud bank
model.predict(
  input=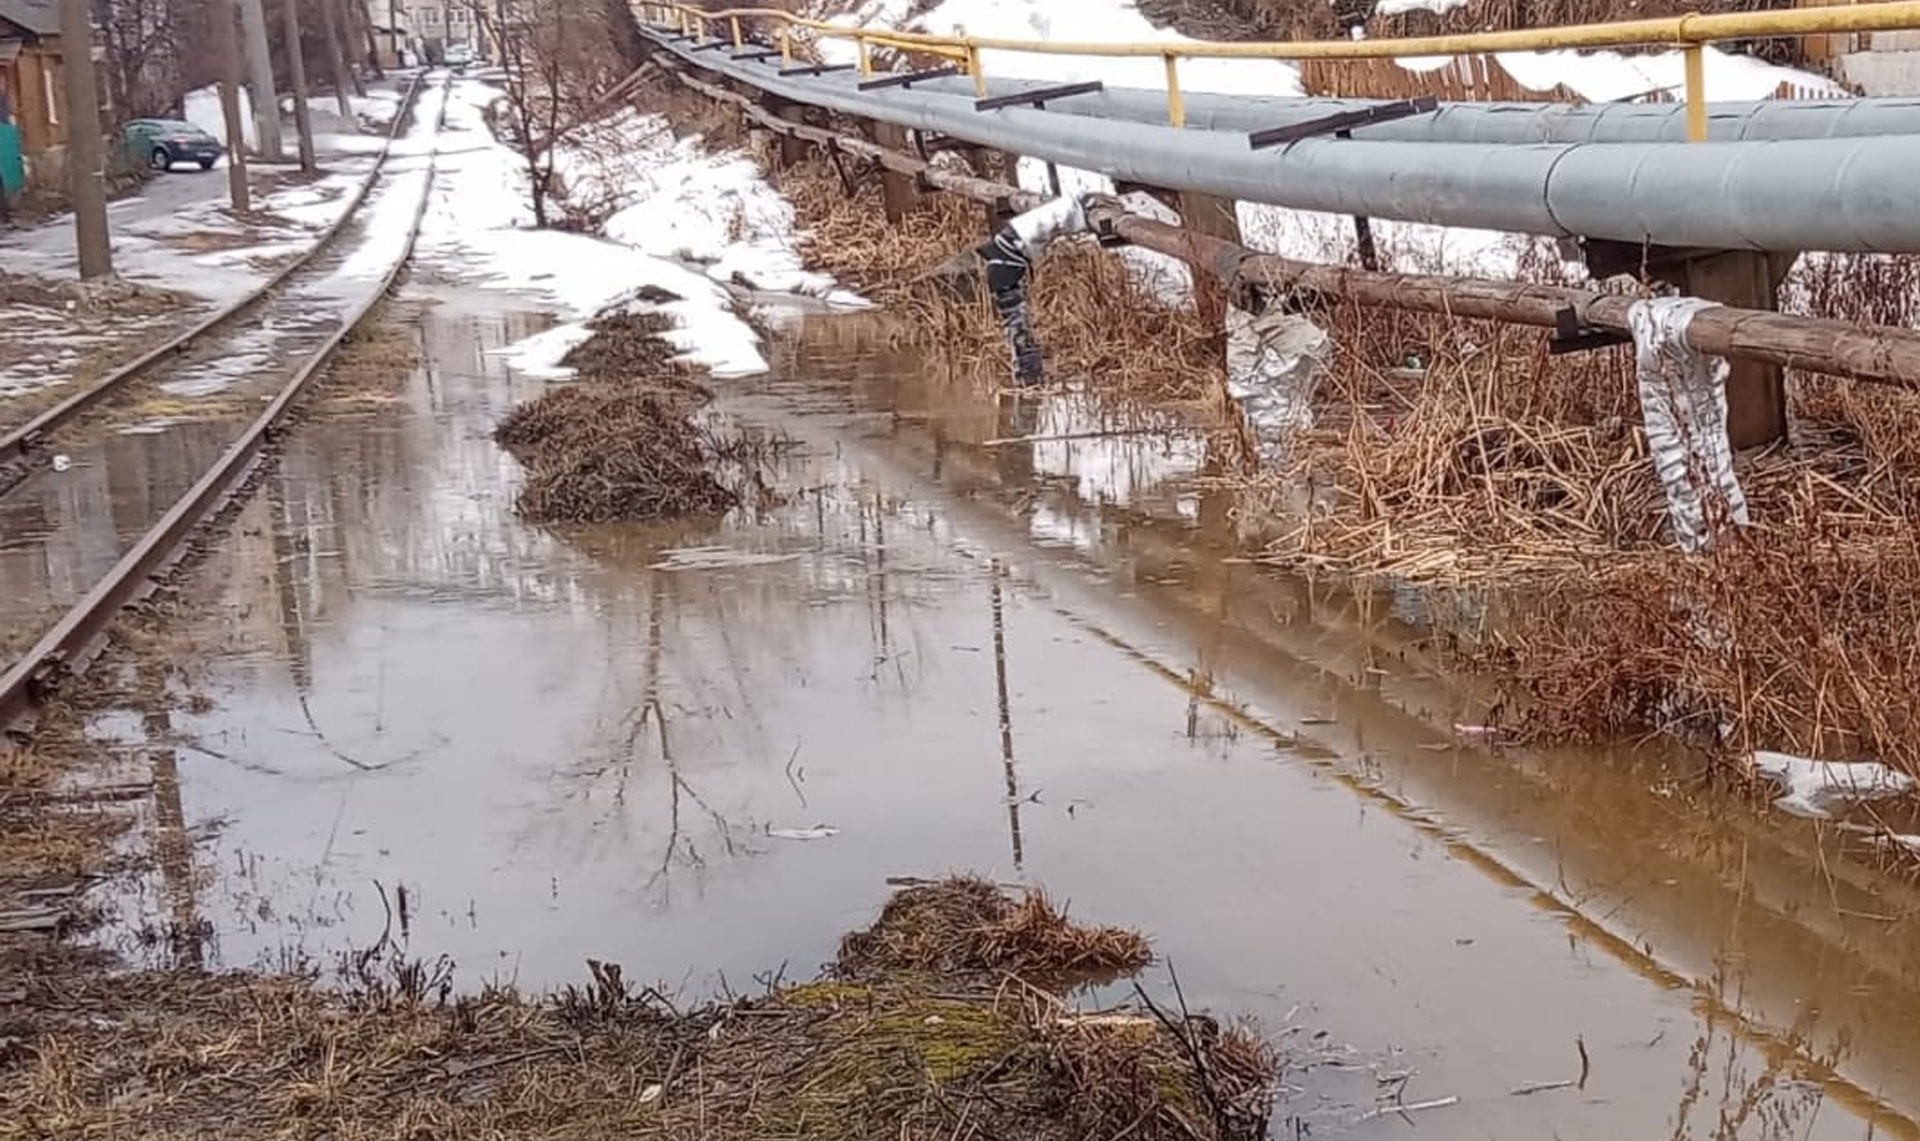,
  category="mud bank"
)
[3,879,1272,1141]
